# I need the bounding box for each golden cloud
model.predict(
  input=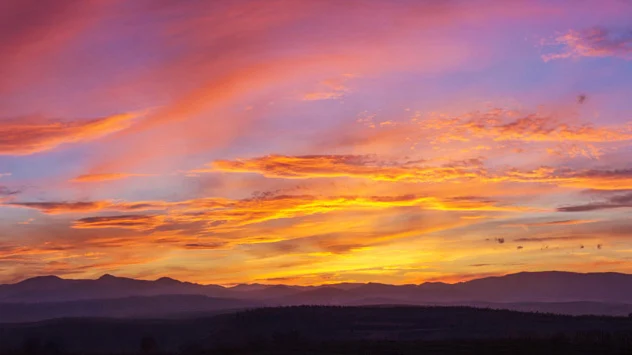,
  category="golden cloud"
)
[203,154,487,183]
[6,193,533,235]
[70,173,154,183]
[200,154,632,190]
